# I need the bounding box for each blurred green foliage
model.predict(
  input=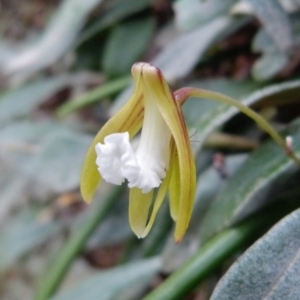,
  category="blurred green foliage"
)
[0,0,300,299]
